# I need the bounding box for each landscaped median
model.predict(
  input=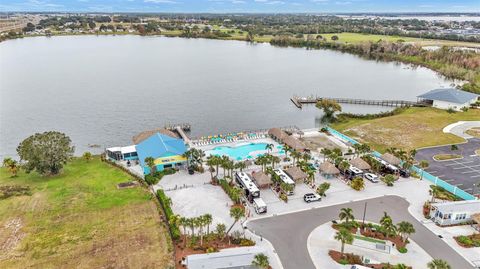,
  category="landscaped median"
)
[433,153,463,161]
[455,233,480,248]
